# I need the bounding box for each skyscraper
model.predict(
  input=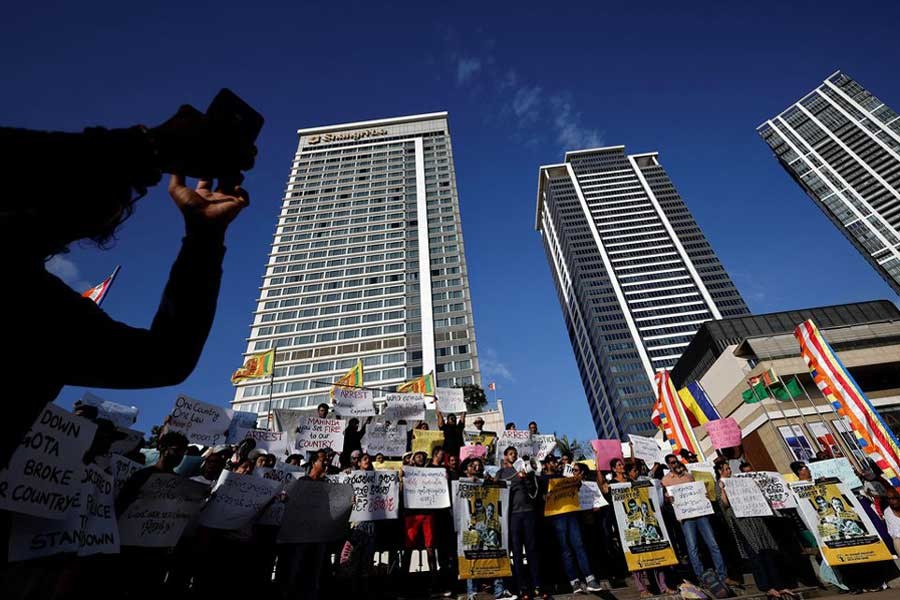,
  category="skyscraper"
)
[536,146,748,437]
[759,71,900,294]
[232,113,481,419]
